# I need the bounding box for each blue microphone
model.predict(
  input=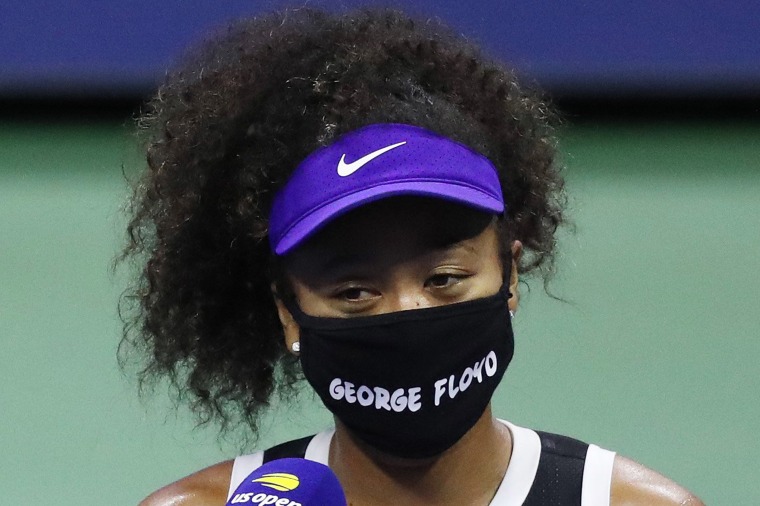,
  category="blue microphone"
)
[226,458,347,506]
